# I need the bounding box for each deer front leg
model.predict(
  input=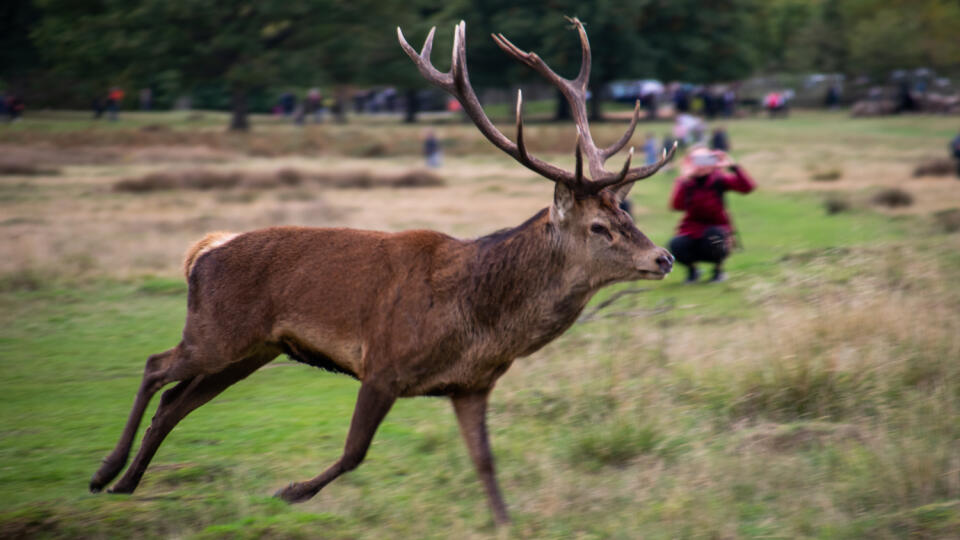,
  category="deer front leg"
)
[276,381,396,503]
[452,390,510,526]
